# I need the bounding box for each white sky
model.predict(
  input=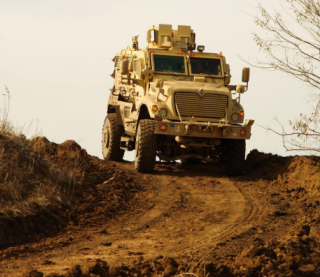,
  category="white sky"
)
[0,0,313,160]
